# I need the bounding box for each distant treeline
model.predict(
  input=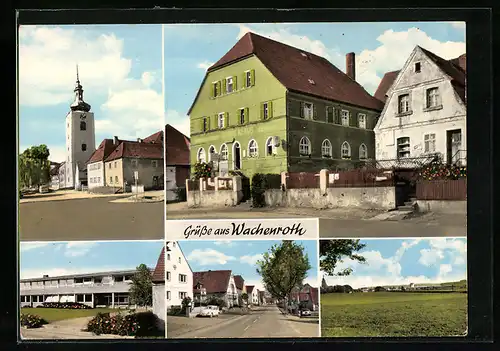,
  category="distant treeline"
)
[321,284,467,294]
[387,290,467,294]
